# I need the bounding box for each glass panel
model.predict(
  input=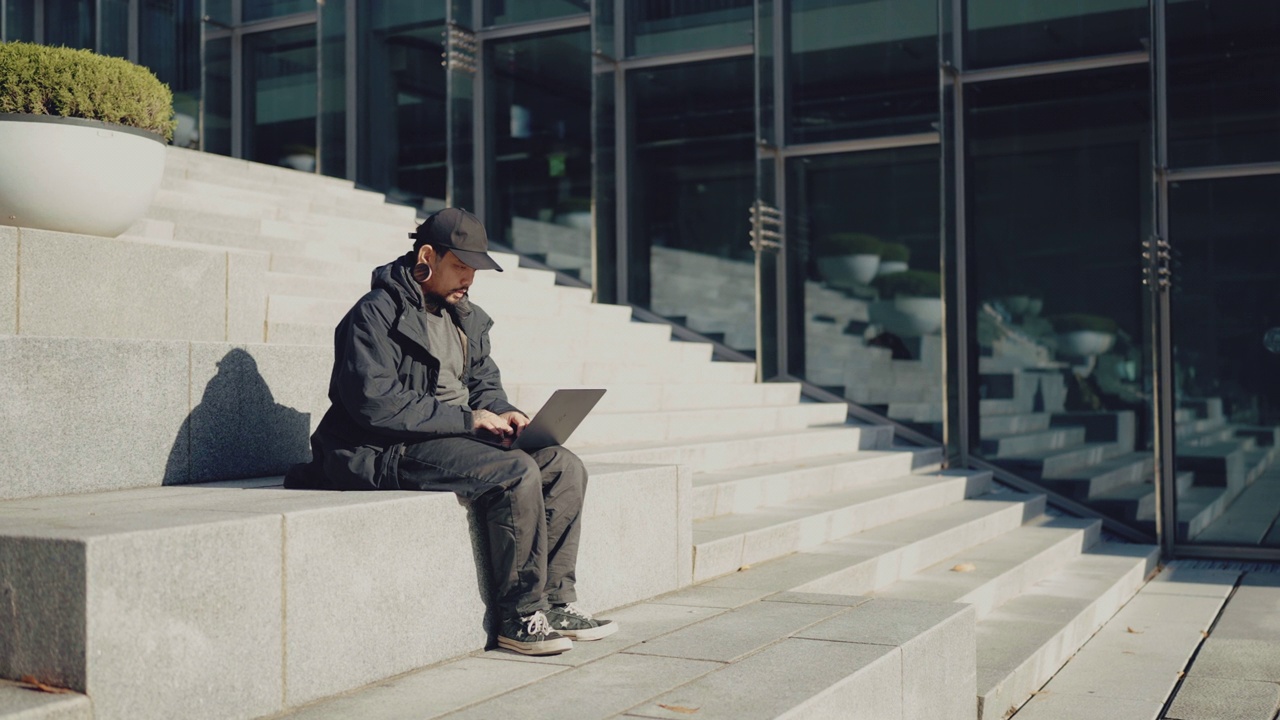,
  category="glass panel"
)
[1168,0,1280,168]
[205,0,232,25]
[141,0,202,148]
[447,56,475,210]
[244,0,315,23]
[966,67,1155,533]
[243,25,317,169]
[1170,175,1280,548]
[488,29,592,281]
[203,35,233,155]
[963,0,1146,70]
[318,0,346,178]
[627,0,753,58]
[790,0,936,144]
[4,0,36,41]
[786,146,942,427]
[485,0,588,27]
[630,57,755,351]
[592,67,617,301]
[592,0,615,59]
[45,0,94,49]
[99,0,129,57]
[357,2,447,204]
